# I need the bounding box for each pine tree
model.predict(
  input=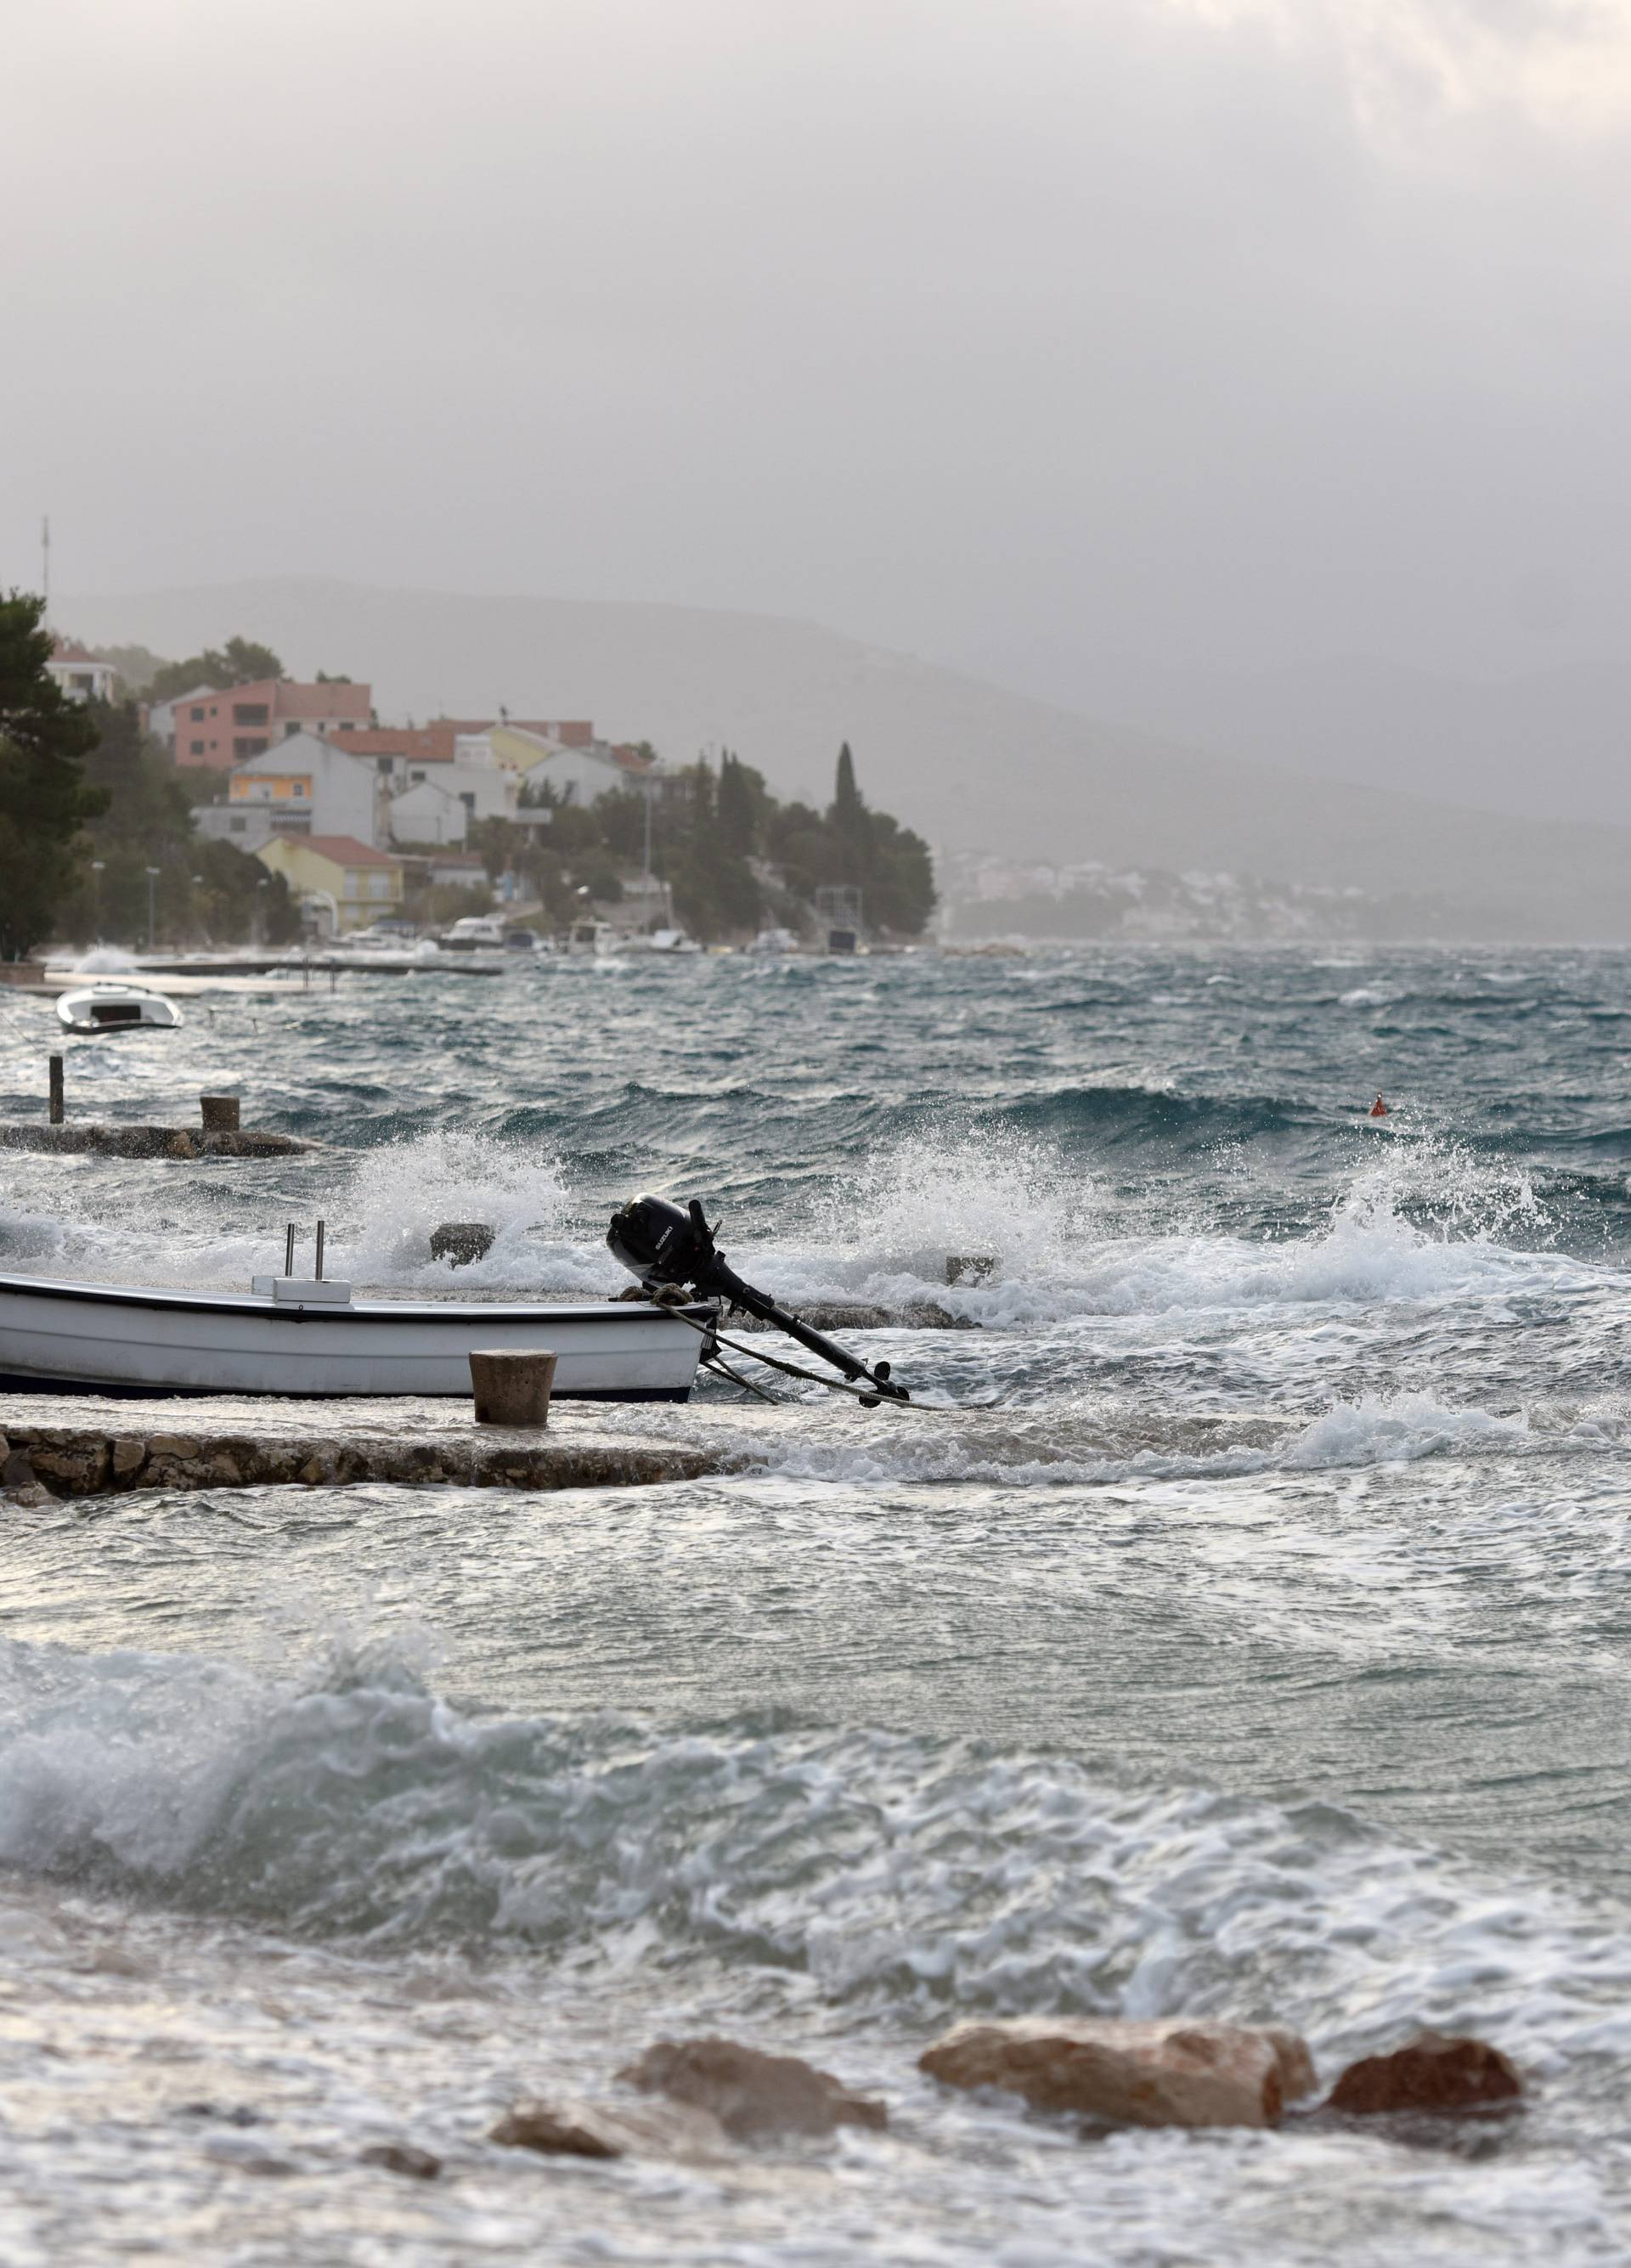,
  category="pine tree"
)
[0,592,104,957]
